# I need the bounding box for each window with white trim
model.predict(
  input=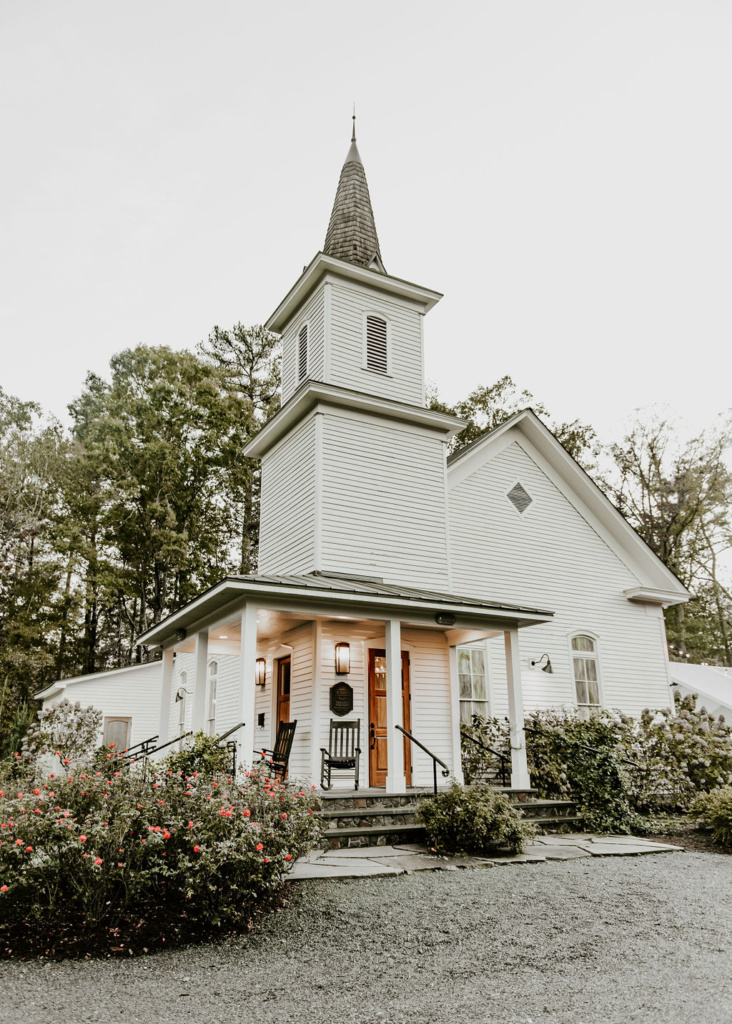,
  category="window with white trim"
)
[207,661,218,736]
[457,645,488,726]
[298,324,308,381]
[178,671,187,737]
[572,635,600,713]
[365,315,388,373]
